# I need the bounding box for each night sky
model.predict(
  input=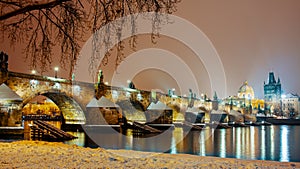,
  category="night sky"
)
[2,0,300,99]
